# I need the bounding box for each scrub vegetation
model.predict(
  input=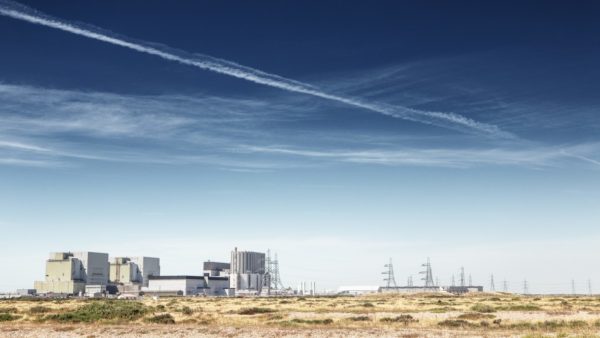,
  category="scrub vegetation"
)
[1,293,600,337]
